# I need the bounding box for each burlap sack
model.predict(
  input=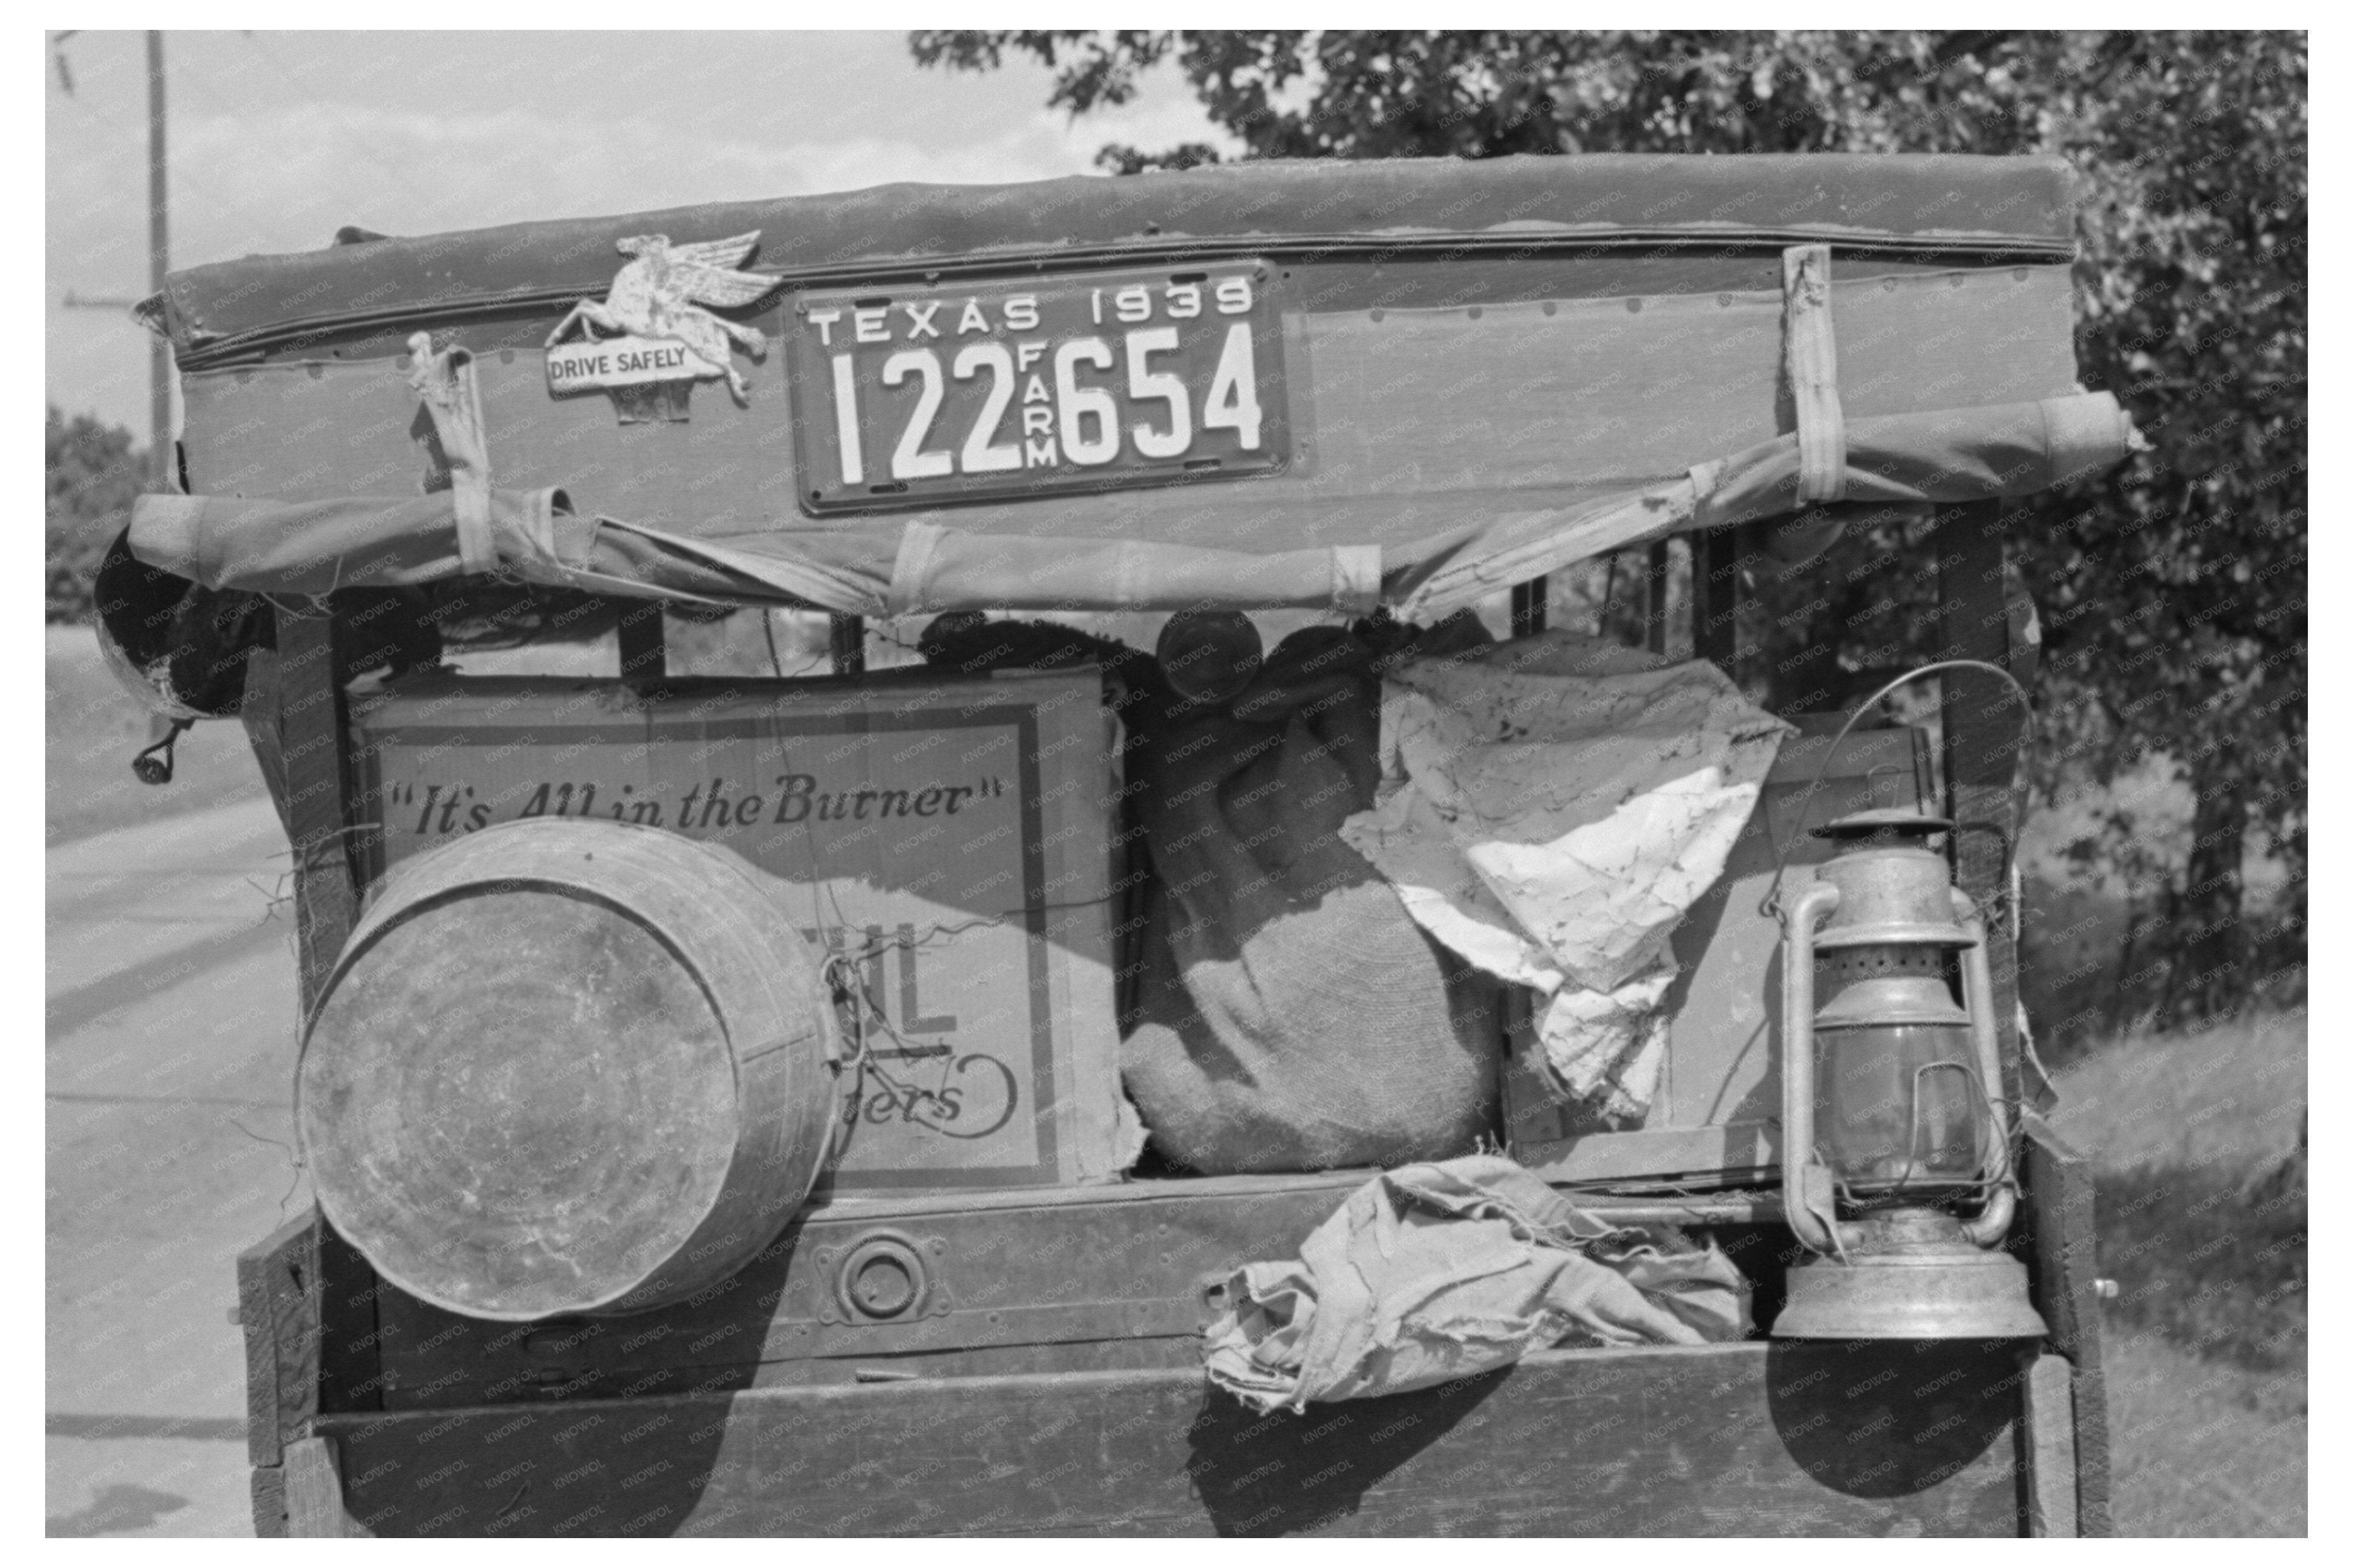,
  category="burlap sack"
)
[1118,627,1501,1174]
